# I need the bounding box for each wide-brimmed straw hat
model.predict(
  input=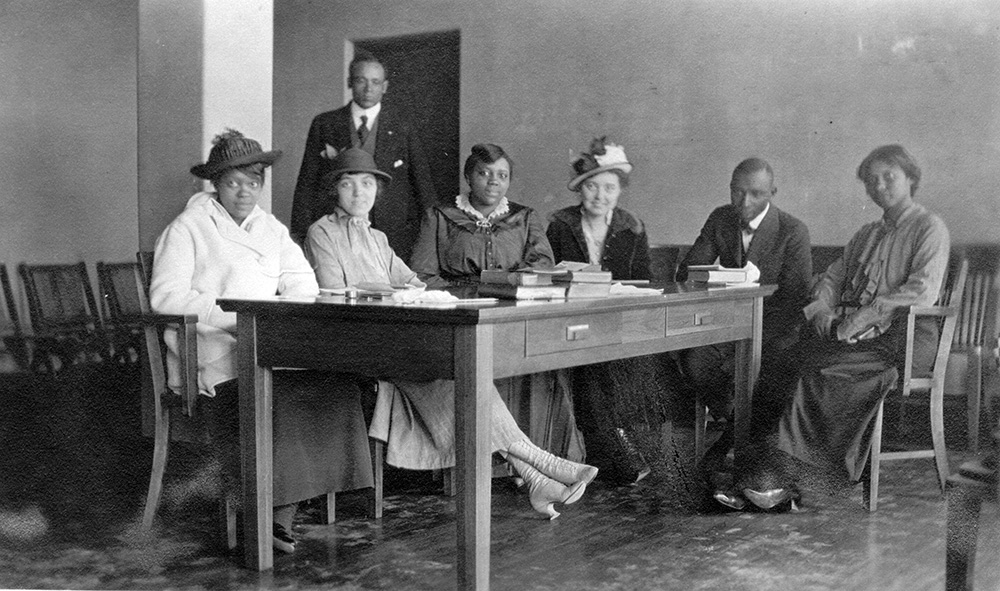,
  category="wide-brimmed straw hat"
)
[321,148,392,188]
[567,137,632,191]
[190,129,282,180]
